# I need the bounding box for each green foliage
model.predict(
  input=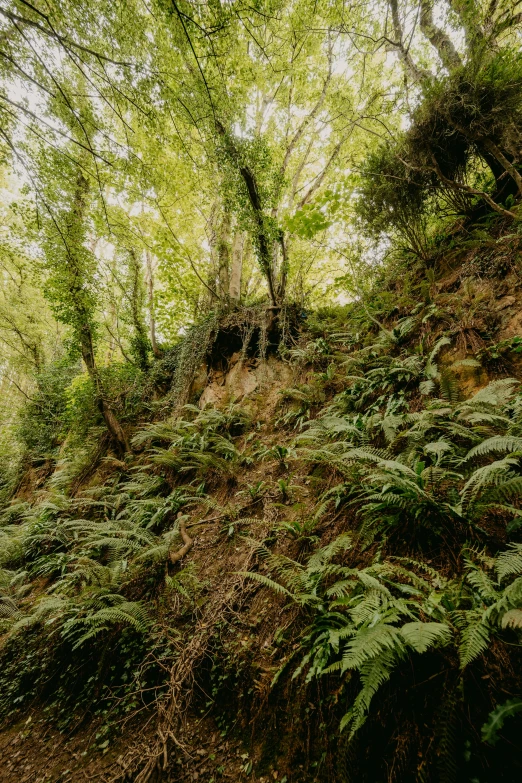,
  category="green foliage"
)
[358,50,522,256]
[134,403,250,479]
[39,165,99,353]
[277,383,326,430]
[17,359,81,459]
[0,456,207,728]
[296,366,522,545]
[285,189,342,239]
[0,1,521,772]
[481,698,522,745]
[356,143,433,259]
[168,314,219,408]
[246,535,522,738]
